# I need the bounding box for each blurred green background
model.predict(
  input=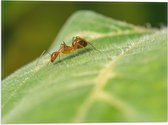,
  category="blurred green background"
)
[2,2,167,79]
